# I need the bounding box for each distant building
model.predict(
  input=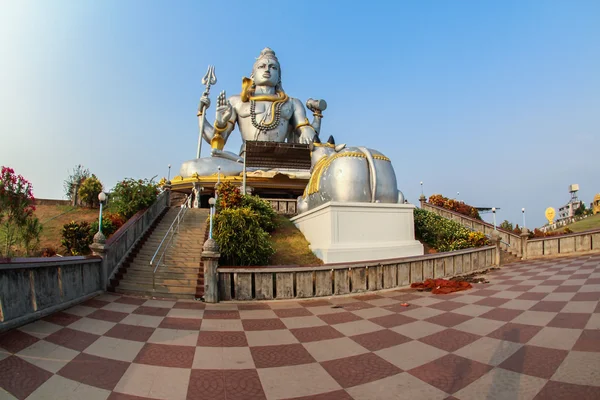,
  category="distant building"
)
[557,201,582,222]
